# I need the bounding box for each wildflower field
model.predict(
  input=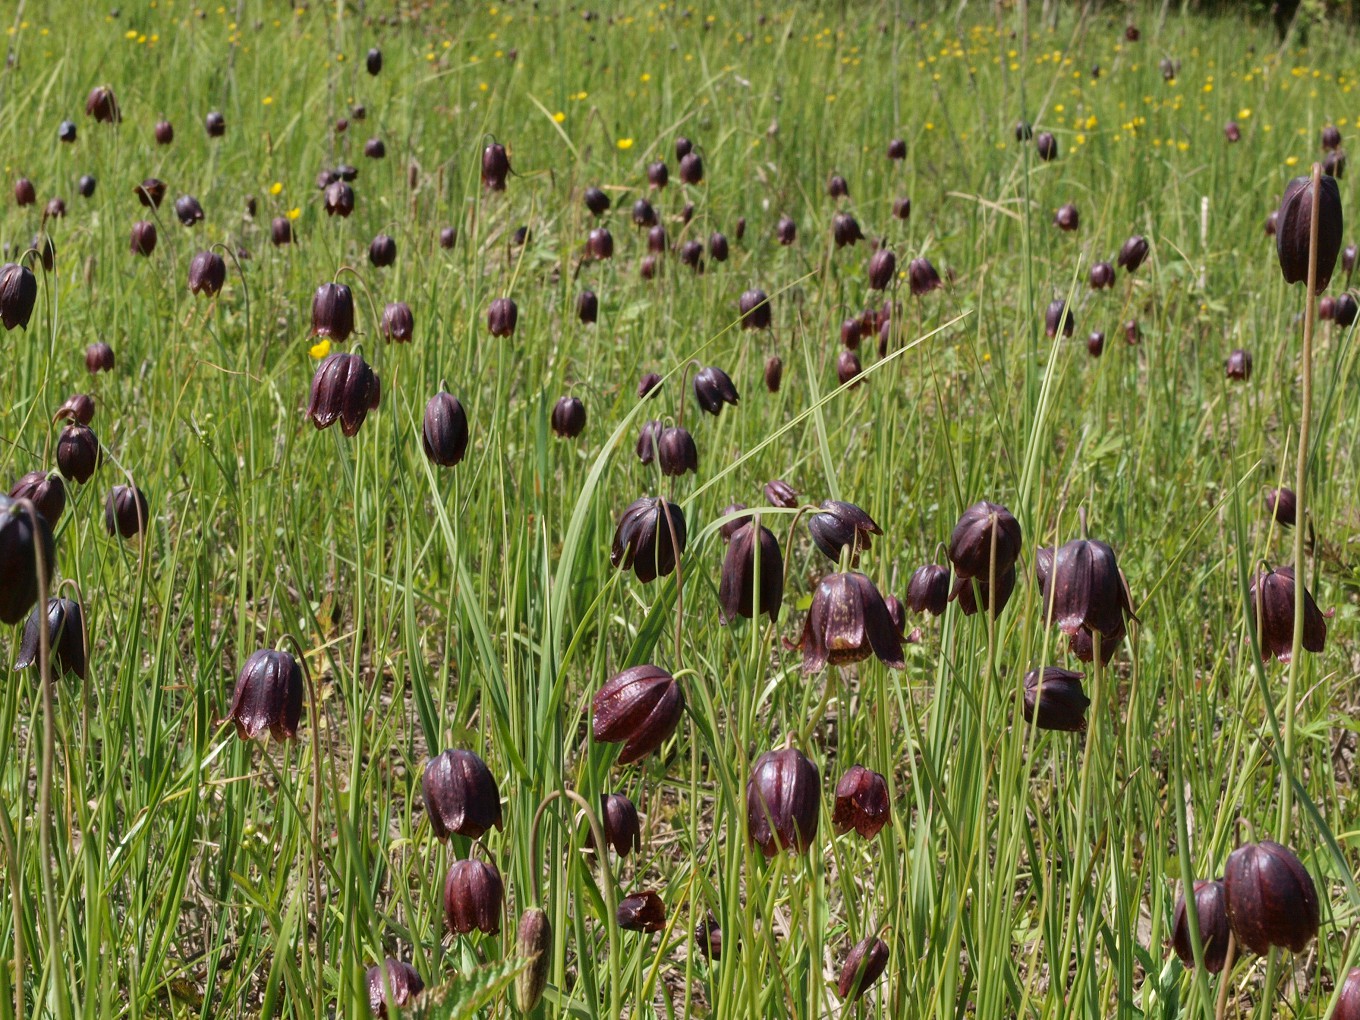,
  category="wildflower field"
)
[3,0,1360,1016]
